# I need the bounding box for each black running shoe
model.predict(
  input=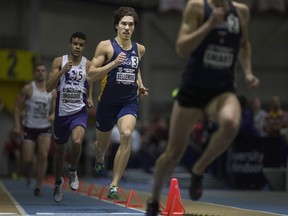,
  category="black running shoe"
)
[189,172,203,201]
[146,199,159,216]
[34,188,41,196]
